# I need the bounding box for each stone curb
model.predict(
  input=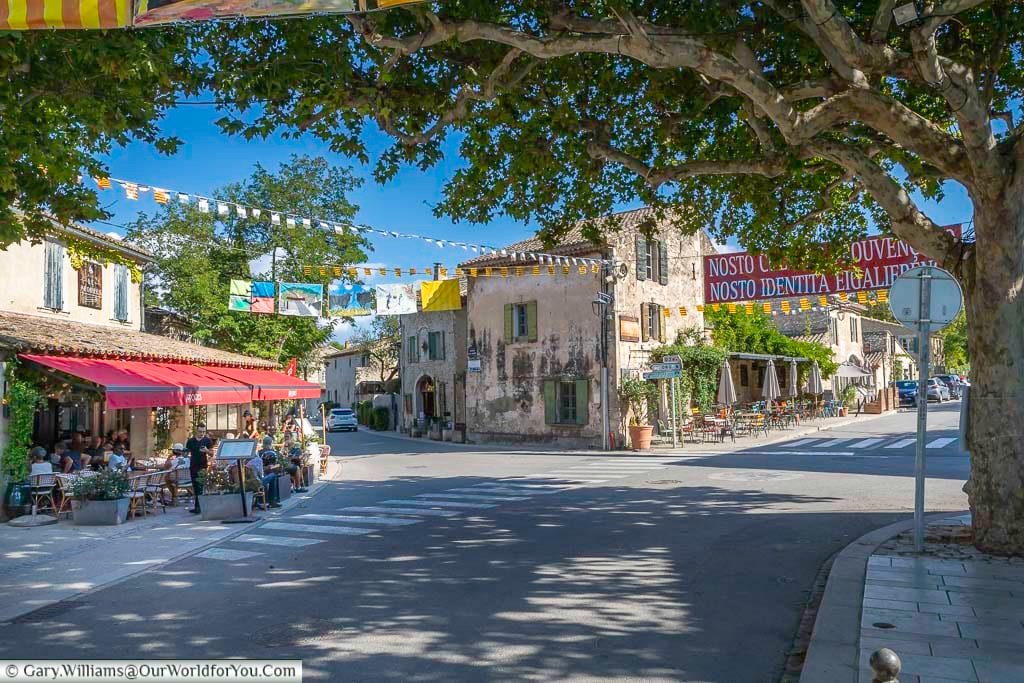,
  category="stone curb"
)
[799,509,970,682]
[0,457,343,624]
